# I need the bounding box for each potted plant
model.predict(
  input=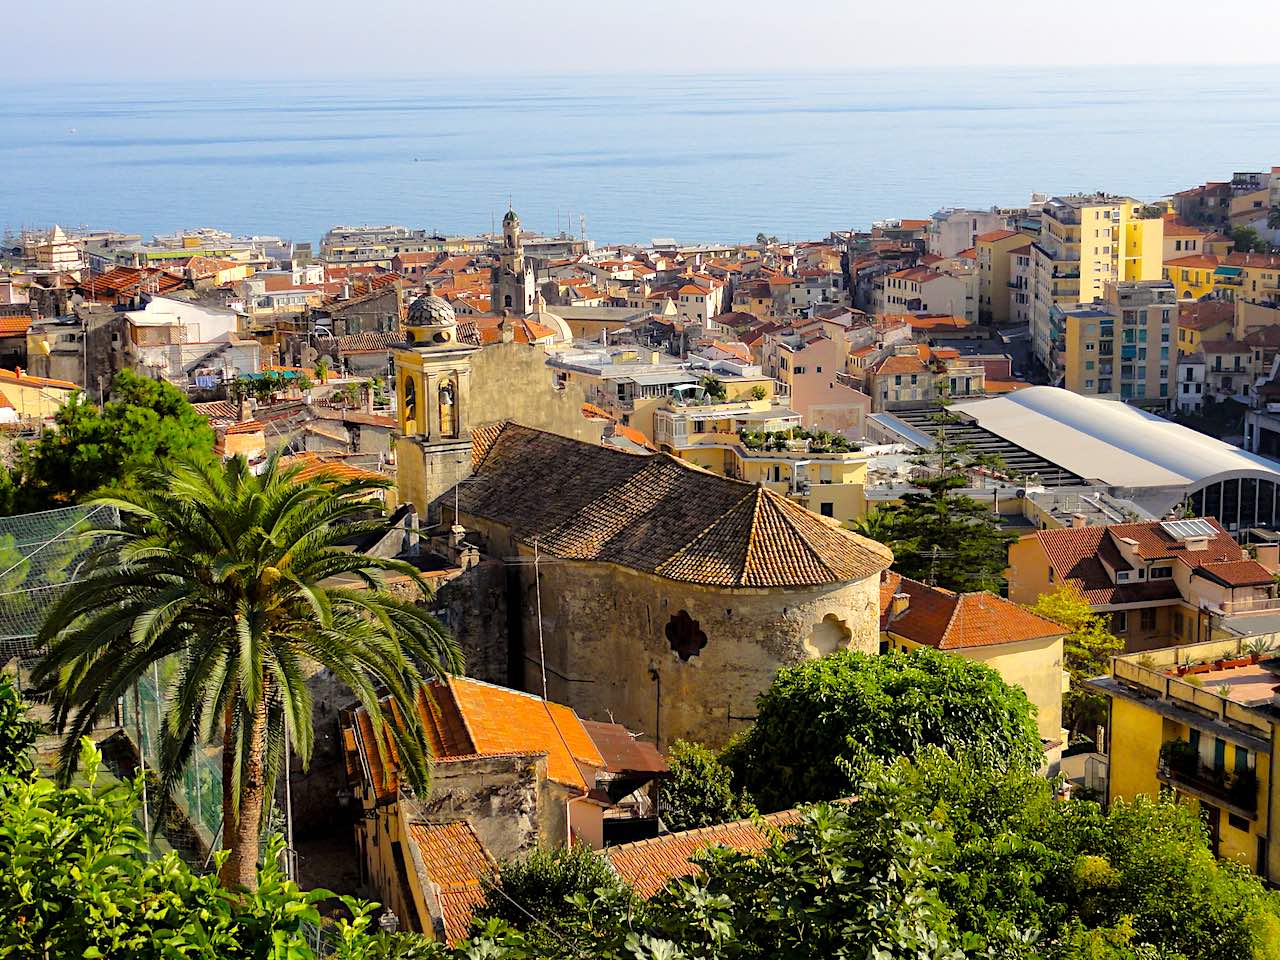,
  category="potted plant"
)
[1159,738,1199,779]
